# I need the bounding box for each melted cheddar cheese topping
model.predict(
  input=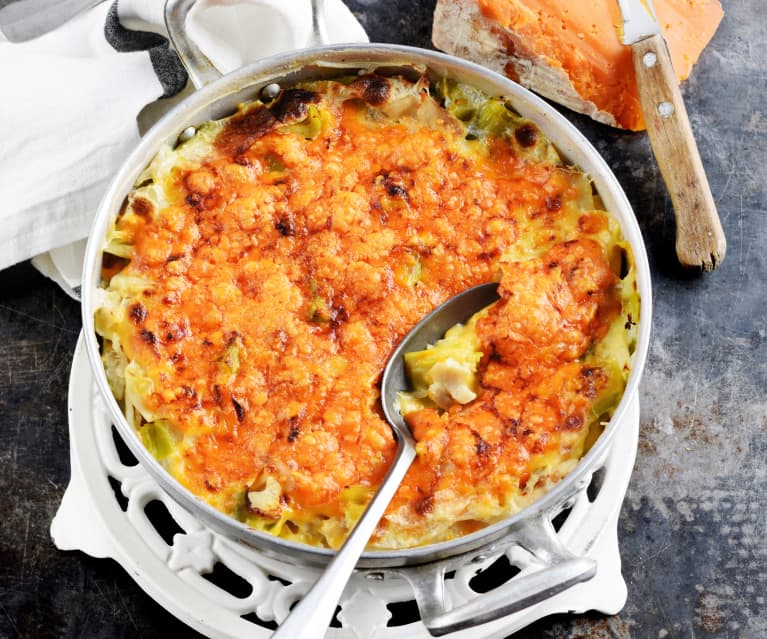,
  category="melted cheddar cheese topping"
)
[95,73,638,549]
